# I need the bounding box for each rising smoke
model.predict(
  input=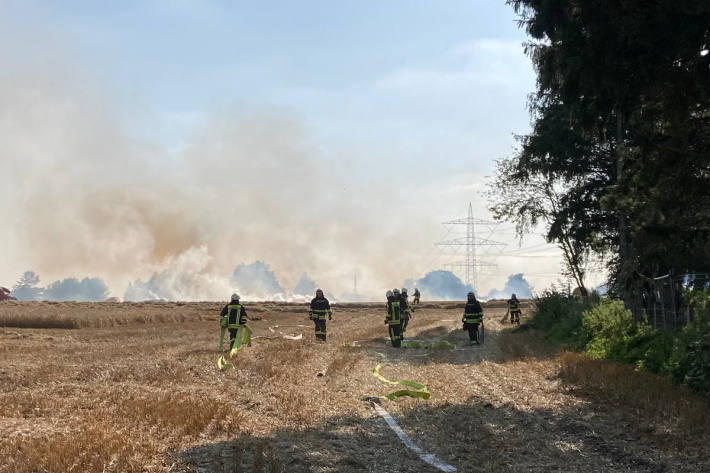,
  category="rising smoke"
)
[44,277,109,302]
[406,270,476,301]
[402,271,535,301]
[485,273,534,299]
[293,273,317,296]
[0,53,443,301]
[232,261,284,298]
[123,246,233,301]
